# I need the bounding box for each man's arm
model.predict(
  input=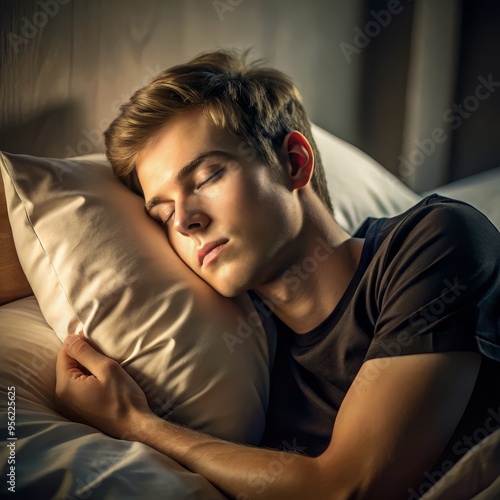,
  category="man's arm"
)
[55,334,481,499]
